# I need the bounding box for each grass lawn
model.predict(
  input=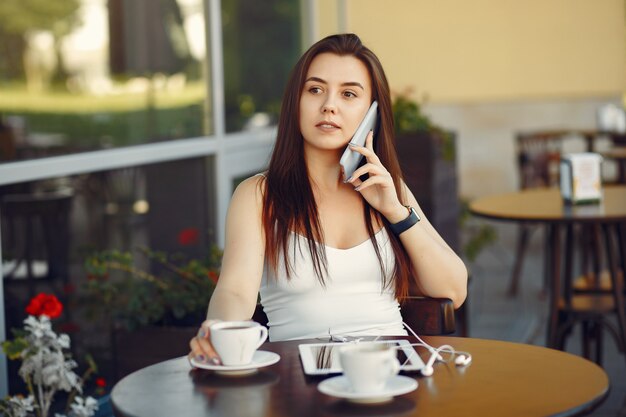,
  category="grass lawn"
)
[0,82,207,114]
[0,82,208,146]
